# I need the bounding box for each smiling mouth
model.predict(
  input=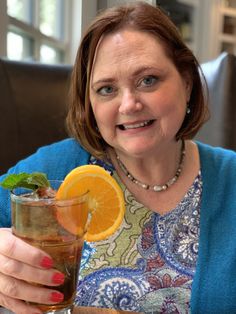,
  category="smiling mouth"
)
[118,120,155,130]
